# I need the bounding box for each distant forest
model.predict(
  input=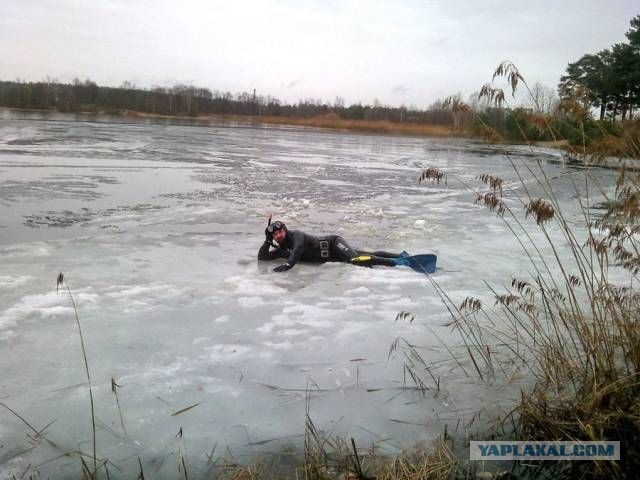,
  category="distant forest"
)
[0,79,456,126]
